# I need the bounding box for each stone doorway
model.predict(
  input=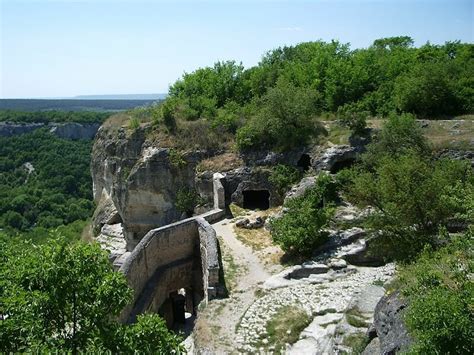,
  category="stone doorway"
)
[242,190,270,210]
